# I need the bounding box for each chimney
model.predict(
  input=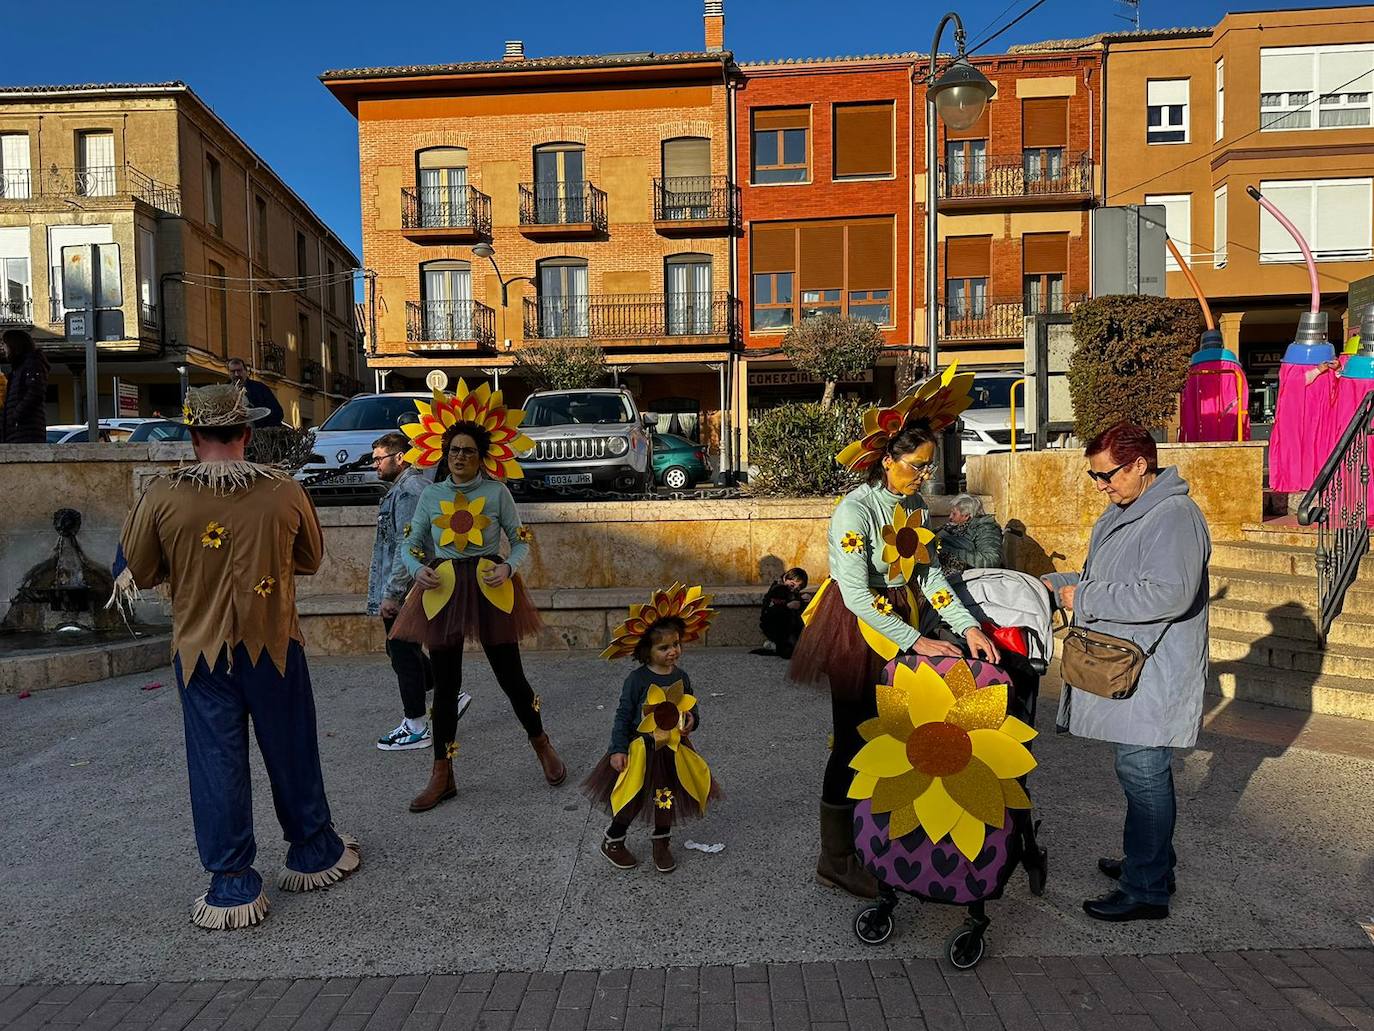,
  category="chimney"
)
[504,40,525,62]
[704,0,724,52]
